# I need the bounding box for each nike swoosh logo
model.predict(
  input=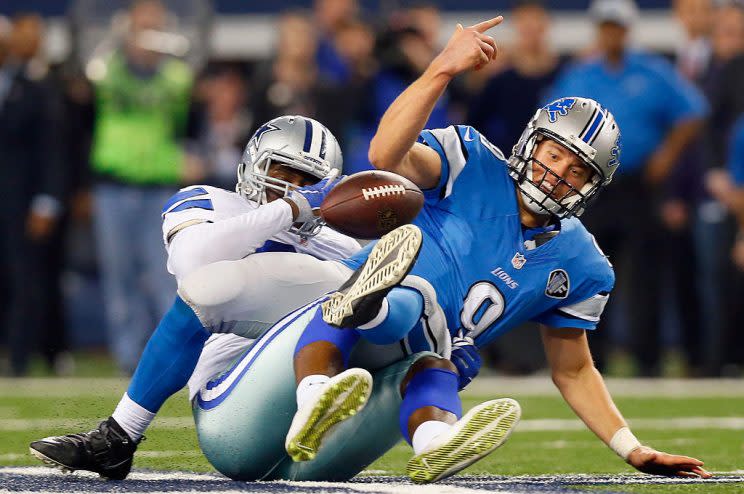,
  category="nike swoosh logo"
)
[463,128,474,142]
